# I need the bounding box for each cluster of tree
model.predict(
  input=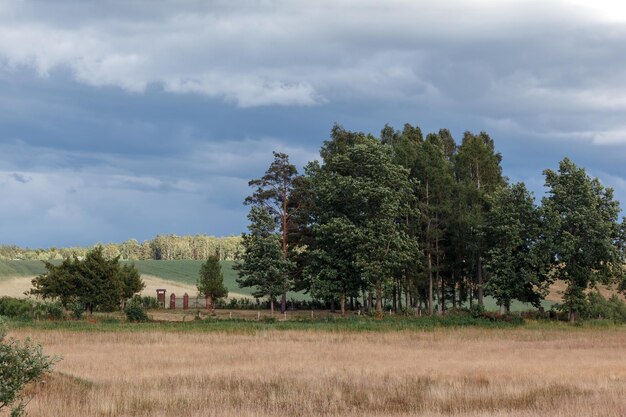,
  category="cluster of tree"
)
[236,123,626,320]
[29,246,145,313]
[1,235,243,261]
